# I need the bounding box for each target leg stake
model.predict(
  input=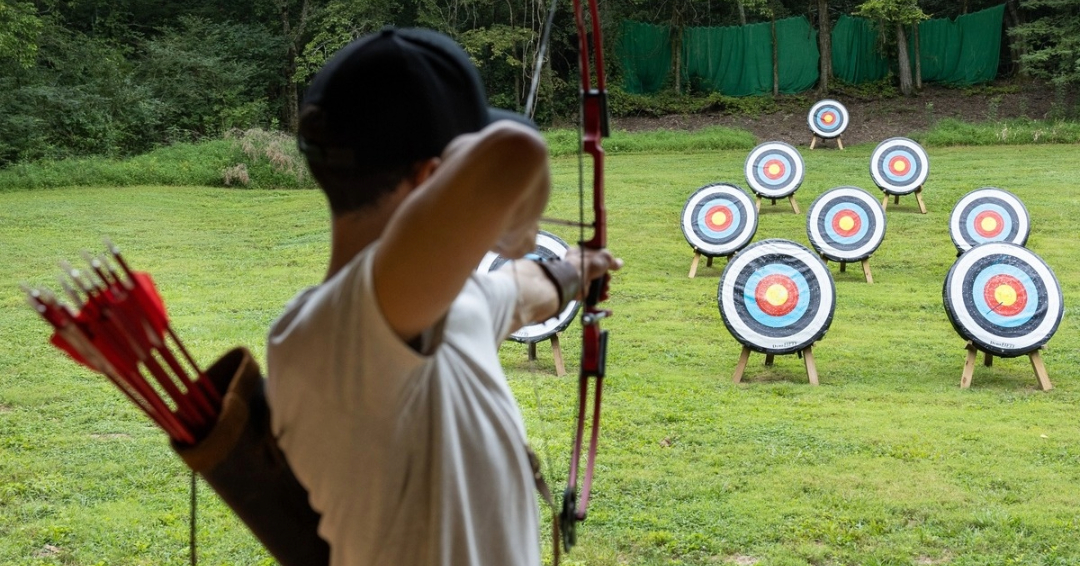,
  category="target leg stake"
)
[732,346,752,383]
[706,256,714,268]
[961,342,978,388]
[861,259,873,284]
[1029,350,1053,391]
[788,196,800,214]
[839,261,847,273]
[550,334,567,377]
[528,342,538,362]
[881,196,889,212]
[837,136,845,150]
[984,352,993,367]
[764,354,775,366]
[810,135,818,149]
[915,186,928,214]
[894,195,900,205]
[688,252,701,278]
[803,346,819,385]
